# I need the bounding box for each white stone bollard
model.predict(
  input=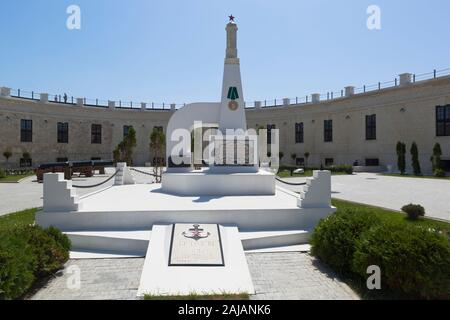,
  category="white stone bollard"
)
[297,170,331,208]
[311,93,320,104]
[40,93,49,103]
[0,87,11,97]
[108,100,116,109]
[345,86,355,97]
[399,73,412,86]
